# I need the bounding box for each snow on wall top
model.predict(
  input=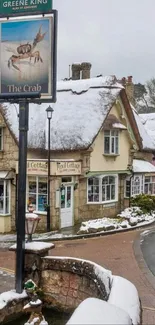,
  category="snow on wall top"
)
[131,106,155,150]
[133,159,155,173]
[3,76,122,151]
[140,113,155,144]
